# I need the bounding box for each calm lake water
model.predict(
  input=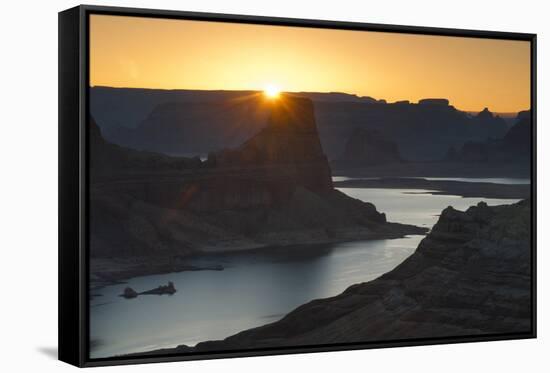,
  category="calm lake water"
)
[332,176,530,185]
[90,183,521,358]
[422,177,530,185]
